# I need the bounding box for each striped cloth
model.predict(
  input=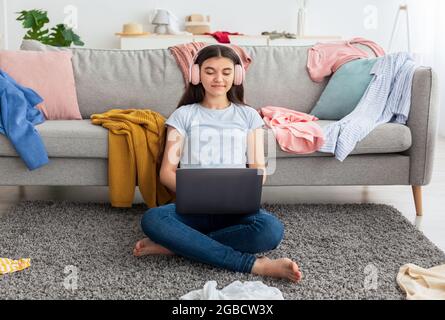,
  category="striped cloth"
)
[318,52,417,161]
